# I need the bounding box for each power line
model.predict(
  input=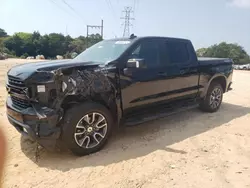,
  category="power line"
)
[120,6,134,37]
[62,0,77,13]
[48,0,87,26]
[61,0,87,25]
[134,0,140,15]
[105,0,118,37]
[133,0,136,13]
[106,0,116,17]
[48,0,74,17]
[132,0,137,32]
